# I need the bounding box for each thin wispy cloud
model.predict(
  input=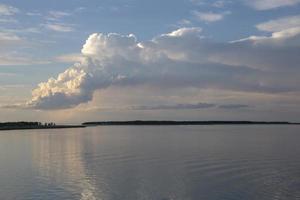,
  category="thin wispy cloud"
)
[177,19,193,26]
[44,23,74,32]
[245,0,300,10]
[218,104,250,109]
[56,53,84,63]
[212,0,232,8]
[192,11,231,23]
[0,3,19,16]
[190,0,232,8]
[130,103,216,110]
[256,15,300,32]
[46,11,71,21]
[0,54,50,66]
[0,18,18,23]
[0,32,23,46]
[26,12,42,16]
